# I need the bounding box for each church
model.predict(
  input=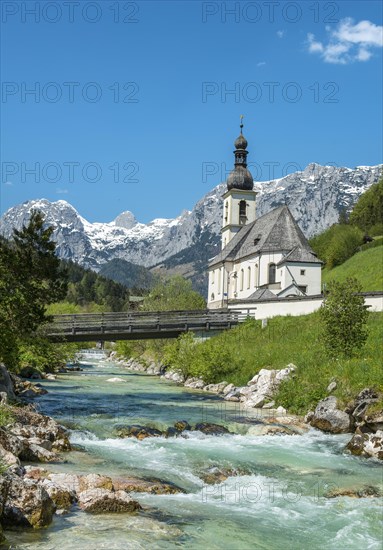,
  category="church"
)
[207,121,322,310]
